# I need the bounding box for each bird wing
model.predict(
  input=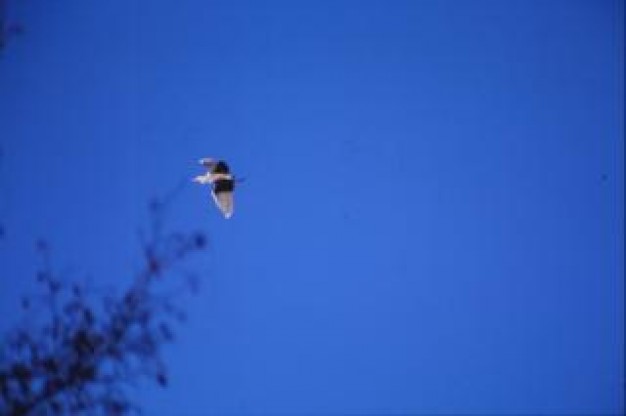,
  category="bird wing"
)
[211,191,234,219]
